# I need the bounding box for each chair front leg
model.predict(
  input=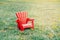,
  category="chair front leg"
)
[31,20,34,30]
